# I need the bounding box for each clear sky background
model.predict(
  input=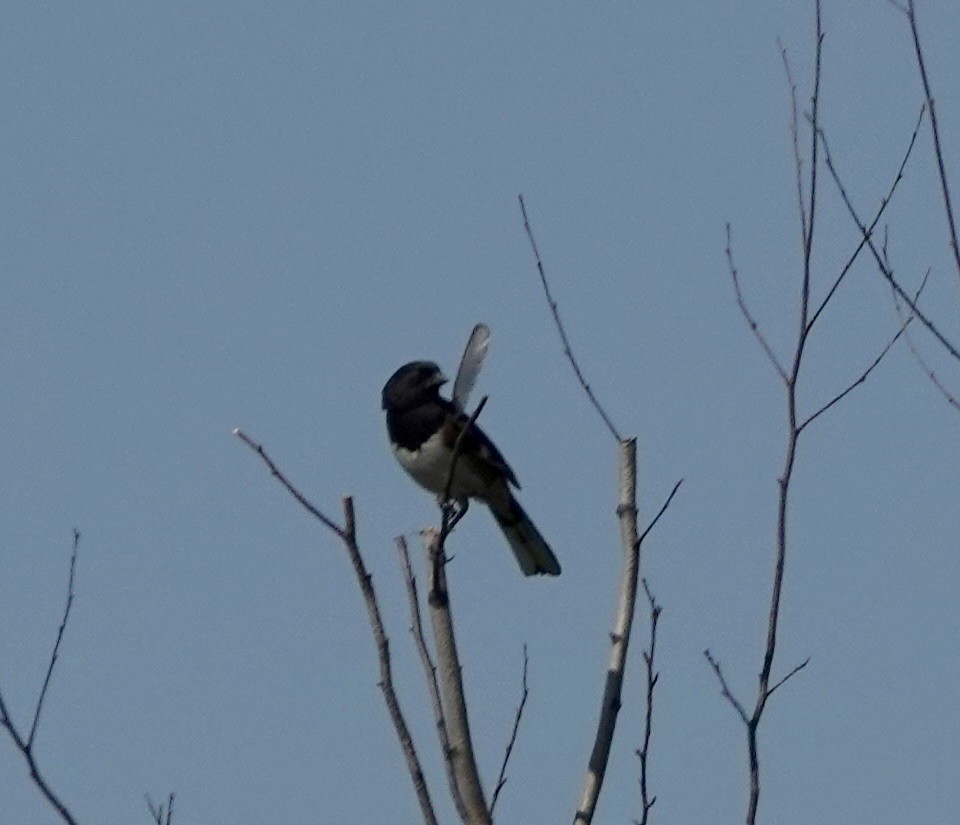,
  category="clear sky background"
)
[3,2,959,824]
